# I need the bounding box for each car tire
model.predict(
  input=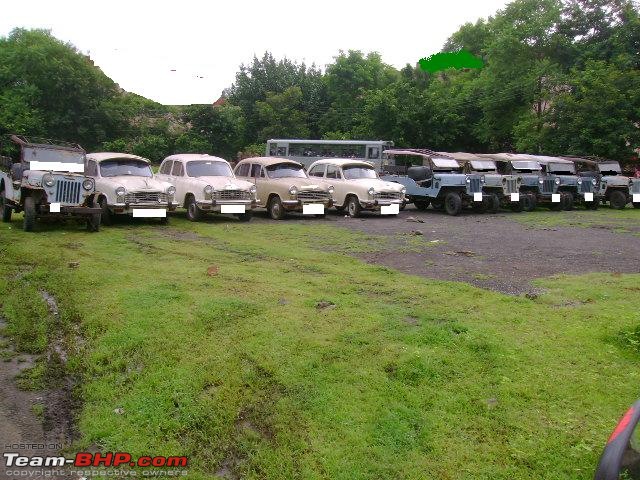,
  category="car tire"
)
[23,196,36,232]
[268,196,285,220]
[99,197,112,226]
[186,195,203,221]
[609,190,627,209]
[1,187,11,222]
[414,200,430,211]
[561,192,575,211]
[444,192,462,216]
[346,195,361,218]
[523,193,537,212]
[235,212,252,222]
